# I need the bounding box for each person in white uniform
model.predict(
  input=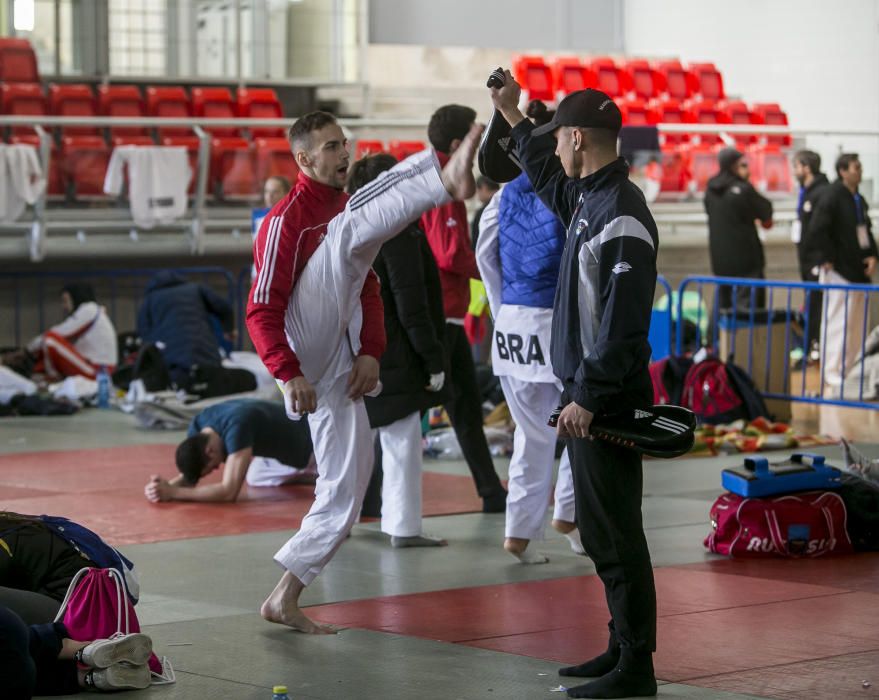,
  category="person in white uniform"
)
[476,100,580,564]
[246,111,483,634]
